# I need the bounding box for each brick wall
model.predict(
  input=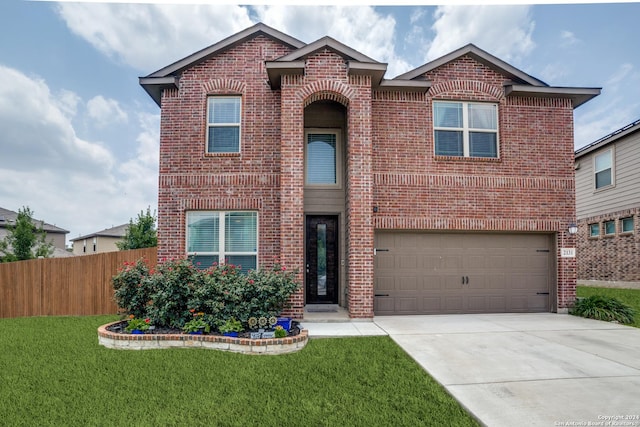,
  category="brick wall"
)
[577,207,640,282]
[372,55,577,309]
[157,37,579,316]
